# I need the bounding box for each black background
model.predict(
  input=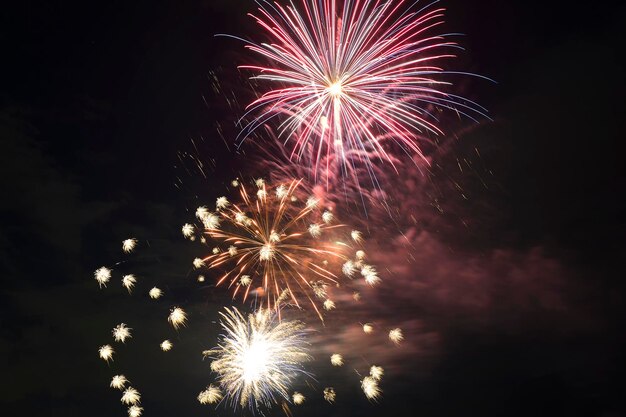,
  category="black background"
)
[1,0,625,416]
